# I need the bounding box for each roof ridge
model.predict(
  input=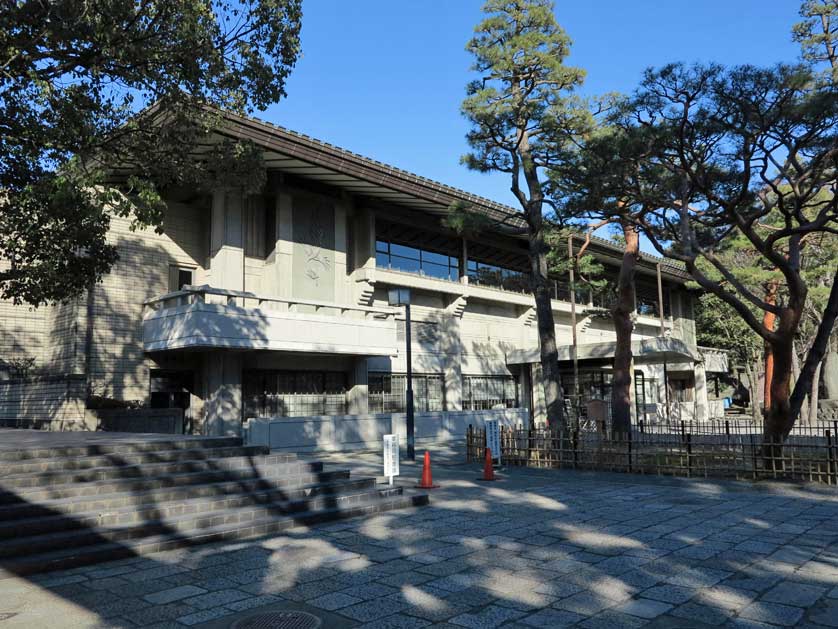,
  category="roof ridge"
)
[219,108,686,276]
